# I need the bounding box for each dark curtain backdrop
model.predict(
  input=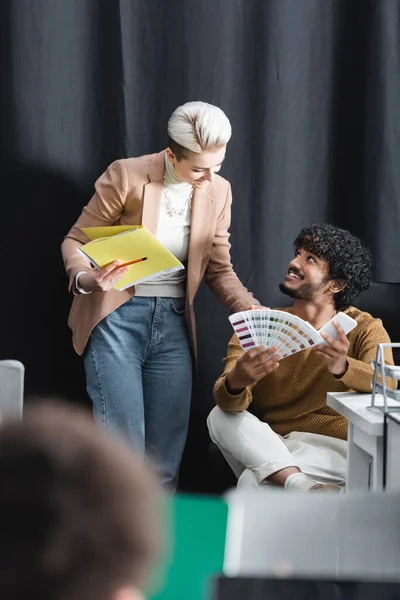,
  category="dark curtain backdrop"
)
[1,0,399,491]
